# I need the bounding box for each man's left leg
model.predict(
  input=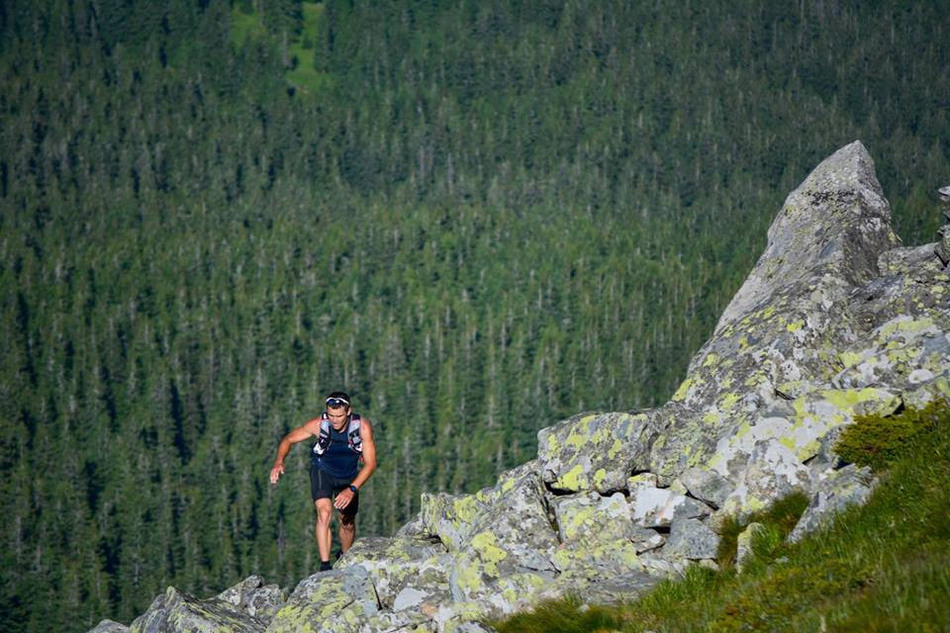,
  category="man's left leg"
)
[339,512,356,554]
